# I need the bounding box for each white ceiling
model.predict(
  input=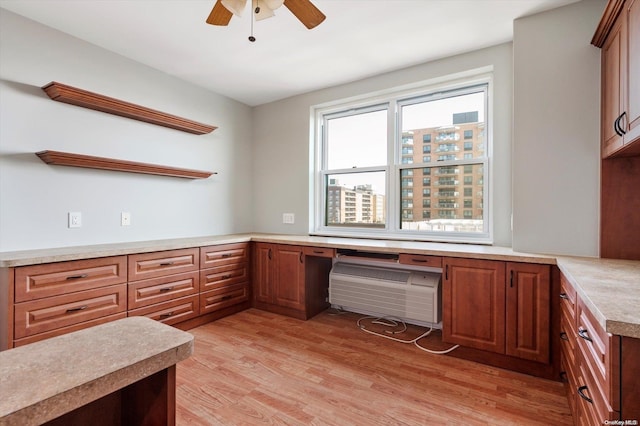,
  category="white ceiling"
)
[0,0,580,106]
